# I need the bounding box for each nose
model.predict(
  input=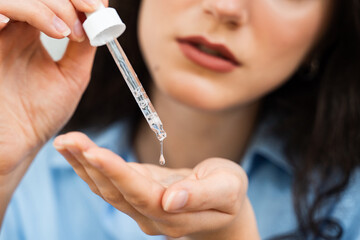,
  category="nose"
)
[202,0,248,28]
